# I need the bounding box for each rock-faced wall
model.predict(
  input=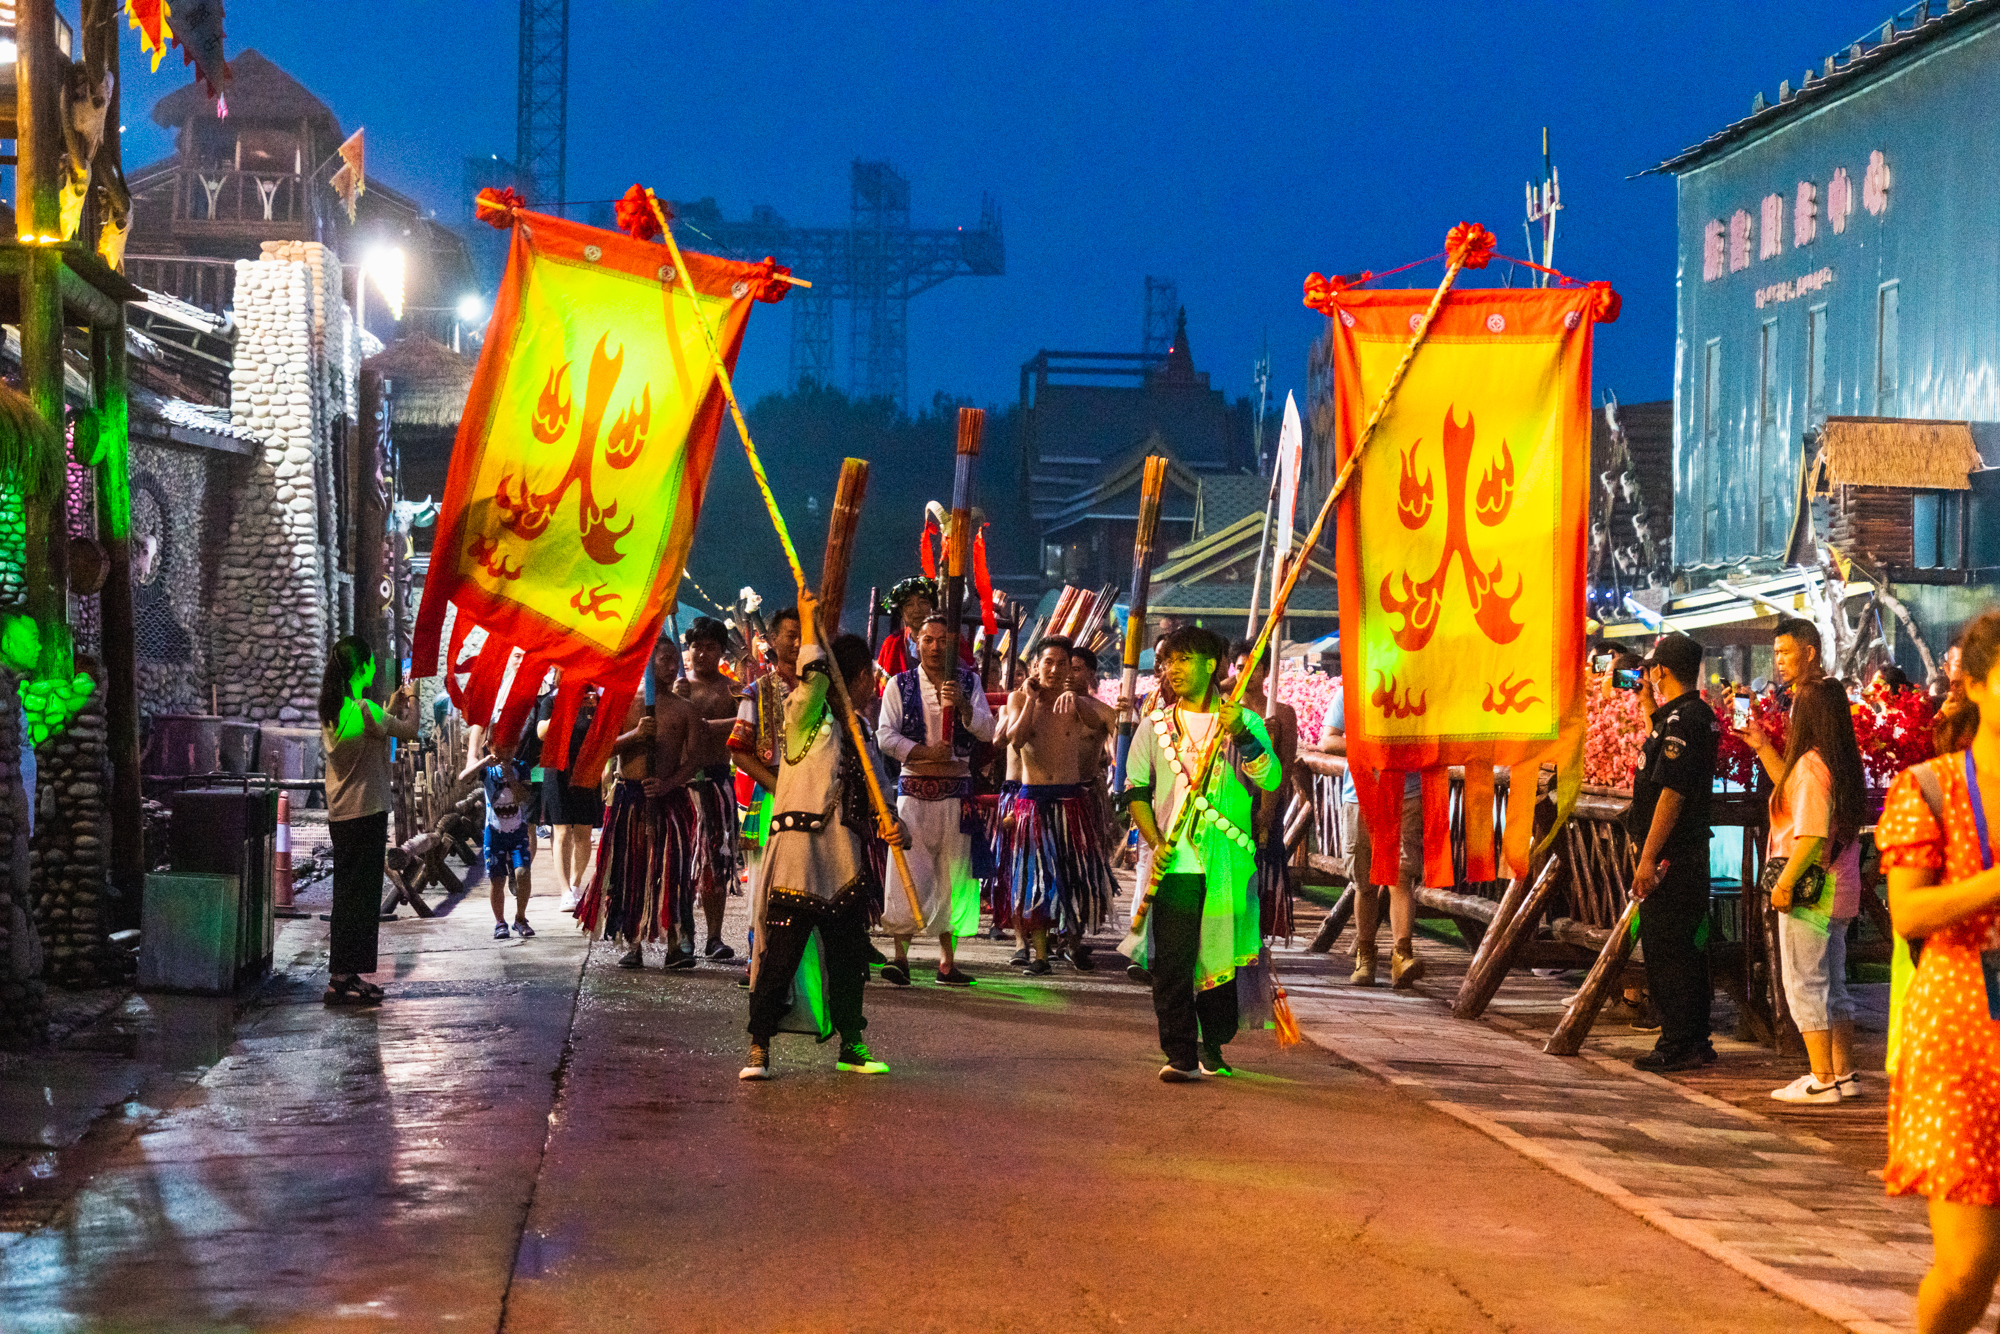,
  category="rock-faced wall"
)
[0,672,45,1045]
